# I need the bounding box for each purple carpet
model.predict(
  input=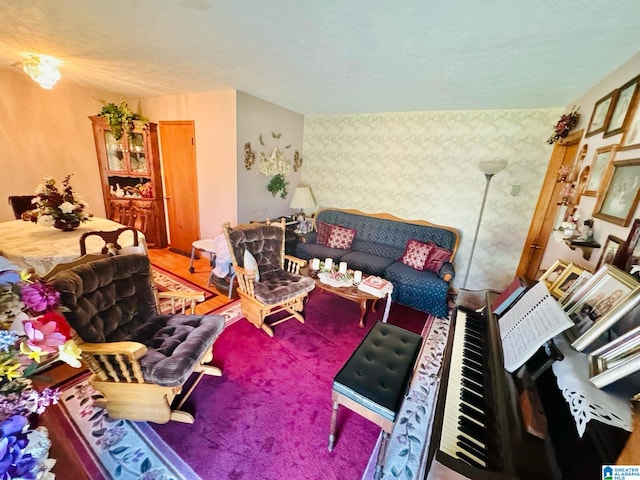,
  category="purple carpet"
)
[152,290,431,480]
